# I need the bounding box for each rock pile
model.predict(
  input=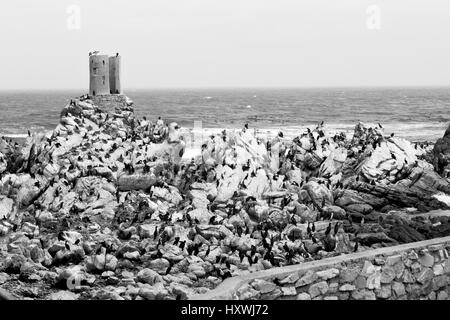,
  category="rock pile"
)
[0,95,449,300]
